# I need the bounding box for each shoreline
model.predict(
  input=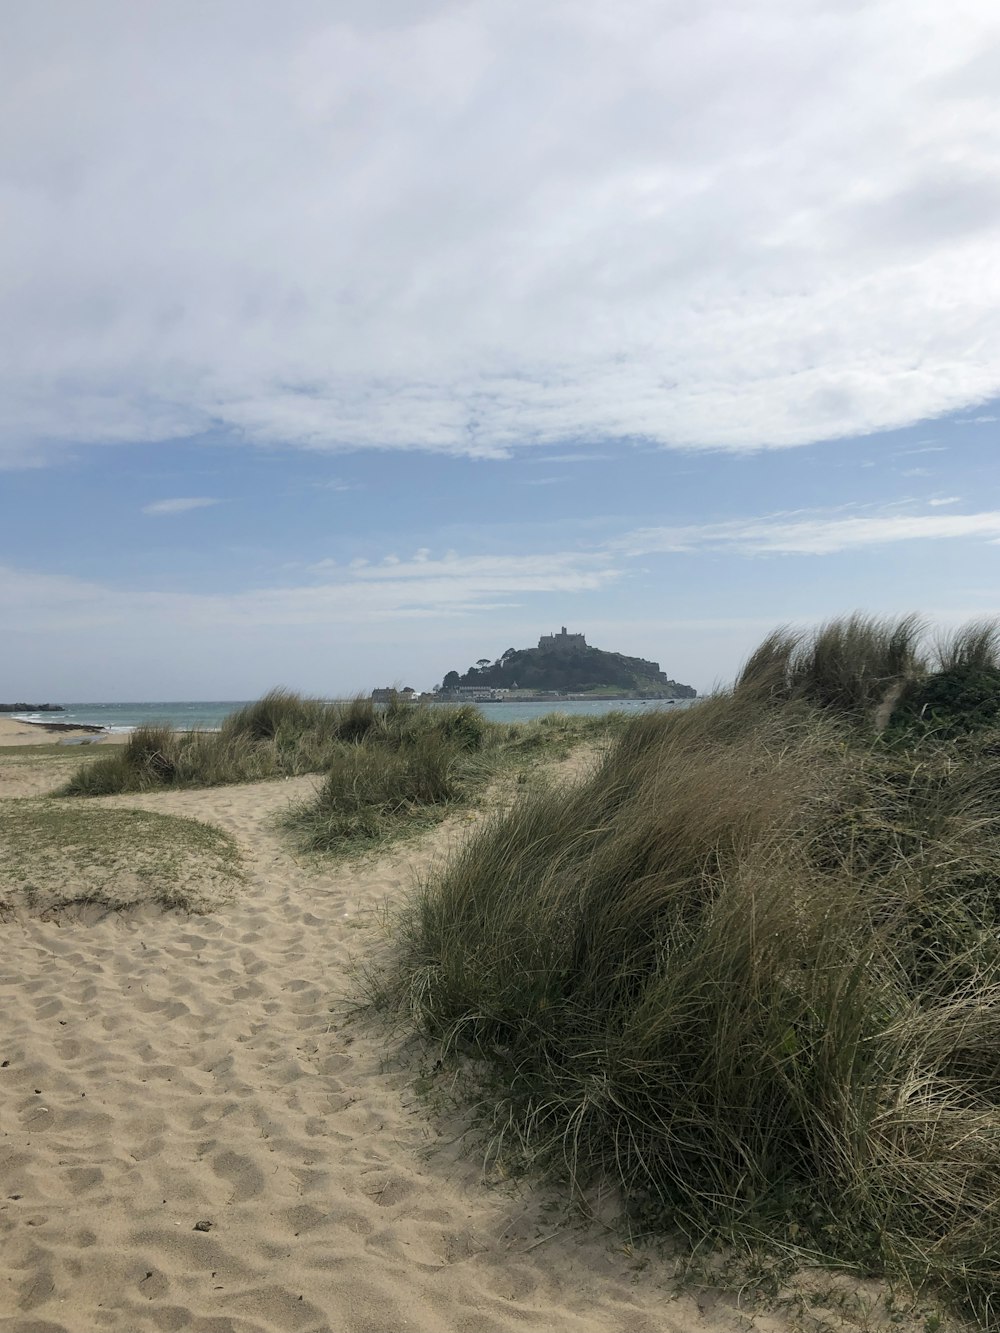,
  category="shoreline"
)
[0,716,118,747]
